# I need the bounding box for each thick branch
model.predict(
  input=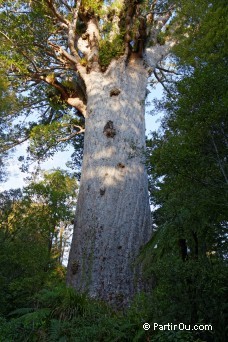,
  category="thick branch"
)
[40,74,68,97]
[66,98,87,117]
[121,0,140,59]
[86,18,100,72]
[144,40,176,69]
[48,41,78,65]
[68,0,81,60]
[40,74,87,117]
